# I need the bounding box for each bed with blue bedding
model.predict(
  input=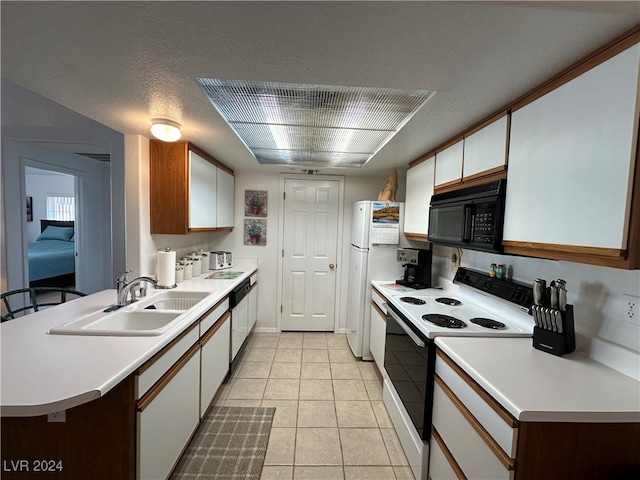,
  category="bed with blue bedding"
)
[28,220,76,286]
